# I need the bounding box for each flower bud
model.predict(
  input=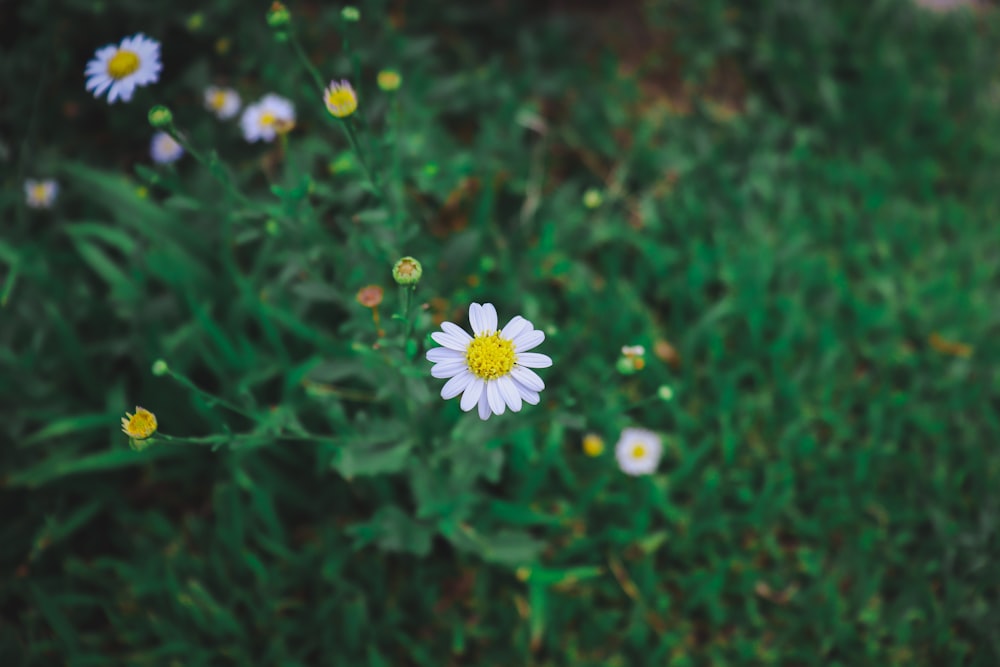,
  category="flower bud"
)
[392,257,422,286]
[148,105,173,128]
